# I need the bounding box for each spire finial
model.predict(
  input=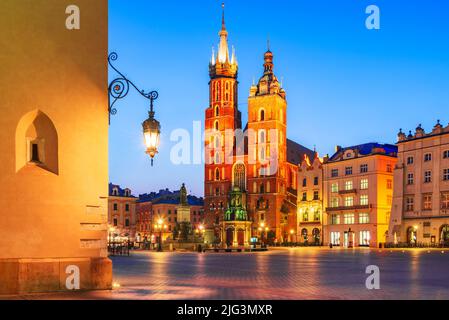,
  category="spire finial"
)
[221,2,226,30]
